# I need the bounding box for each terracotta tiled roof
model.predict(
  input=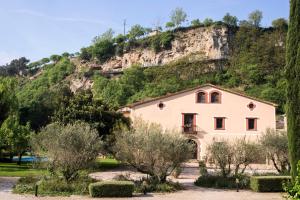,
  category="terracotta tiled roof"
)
[123,84,277,108]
